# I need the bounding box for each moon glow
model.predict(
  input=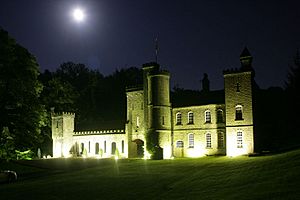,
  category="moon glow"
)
[73,8,84,22]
